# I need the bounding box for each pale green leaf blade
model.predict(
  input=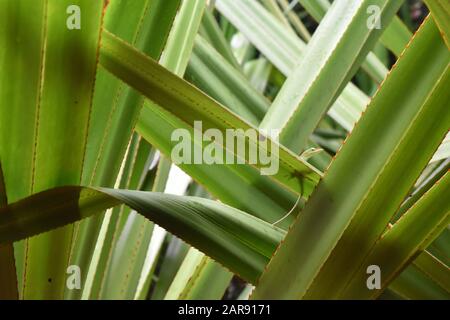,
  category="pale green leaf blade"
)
[199,8,241,69]
[67,0,182,300]
[165,247,232,300]
[186,35,269,125]
[432,133,450,163]
[298,0,411,57]
[424,0,450,49]
[259,0,403,153]
[252,17,450,299]
[99,0,205,300]
[0,0,105,299]
[138,104,301,227]
[0,0,48,294]
[215,0,372,136]
[99,29,322,198]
